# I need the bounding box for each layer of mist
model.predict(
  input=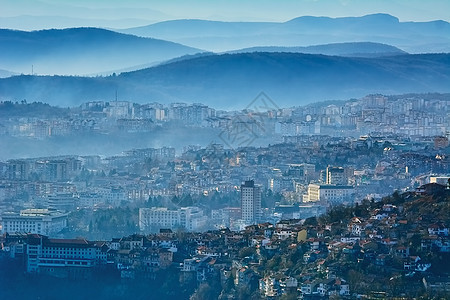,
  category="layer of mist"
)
[1,52,449,109]
[121,14,450,52]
